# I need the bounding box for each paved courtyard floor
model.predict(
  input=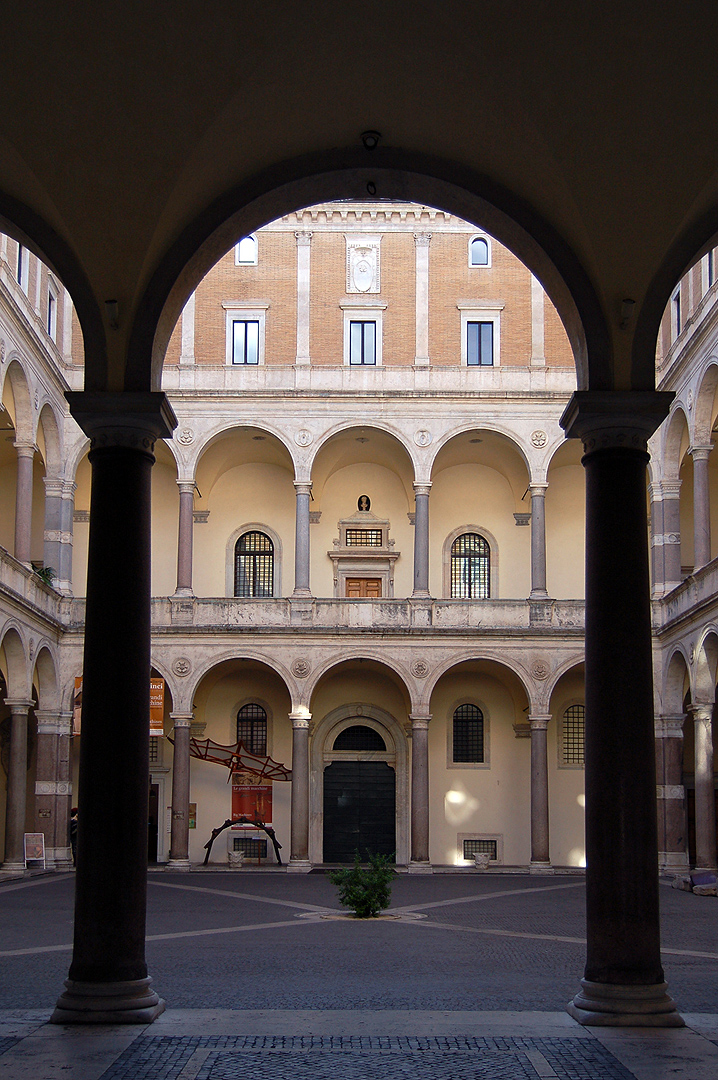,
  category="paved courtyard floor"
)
[0,870,717,1078]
